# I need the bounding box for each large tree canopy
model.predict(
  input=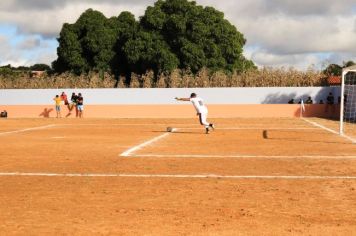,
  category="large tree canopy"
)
[141,0,250,72]
[53,0,254,75]
[53,9,119,74]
